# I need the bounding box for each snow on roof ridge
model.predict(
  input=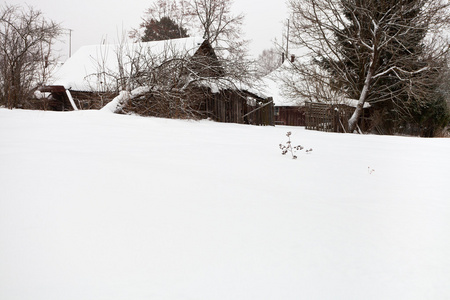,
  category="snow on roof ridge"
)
[76,36,204,51]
